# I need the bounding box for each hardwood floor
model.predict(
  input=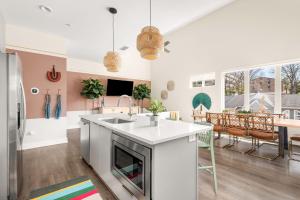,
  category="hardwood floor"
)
[19,129,300,200]
[18,129,116,200]
[199,139,300,200]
